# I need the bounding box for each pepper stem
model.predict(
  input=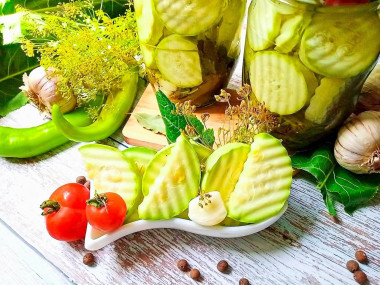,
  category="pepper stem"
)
[86,192,108,212]
[40,200,61,216]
